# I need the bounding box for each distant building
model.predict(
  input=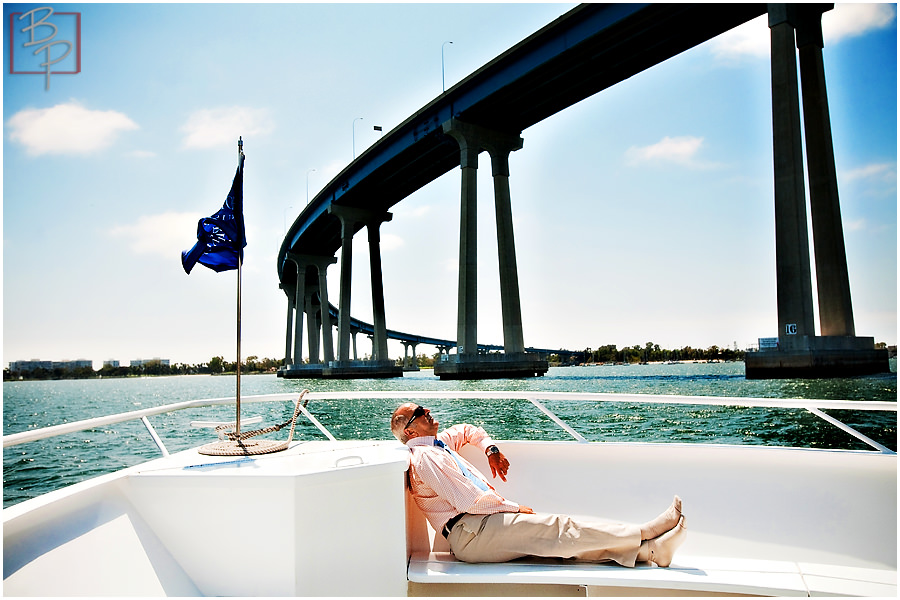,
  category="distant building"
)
[9,359,93,372]
[130,358,170,367]
[9,360,52,372]
[103,360,120,368]
[65,360,93,370]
